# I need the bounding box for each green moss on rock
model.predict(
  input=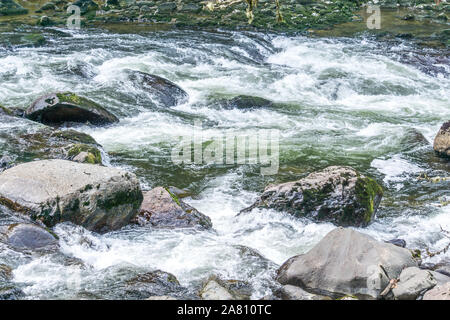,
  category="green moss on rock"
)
[68,143,102,164]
